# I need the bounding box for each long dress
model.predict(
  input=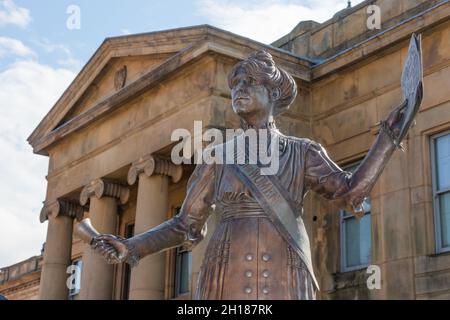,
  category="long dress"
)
[149,127,355,300]
[193,133,322,300]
